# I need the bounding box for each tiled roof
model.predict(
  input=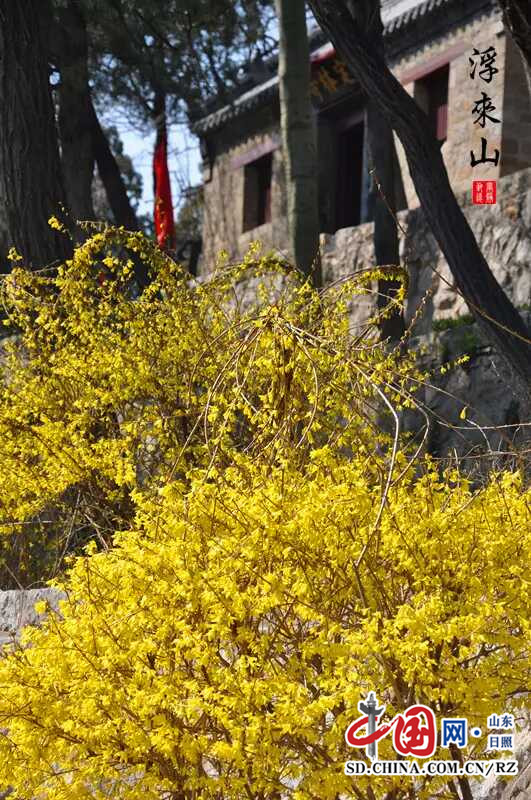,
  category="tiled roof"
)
[384,0,454,32]
[193,0,493,136]
[194,75,279,136]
